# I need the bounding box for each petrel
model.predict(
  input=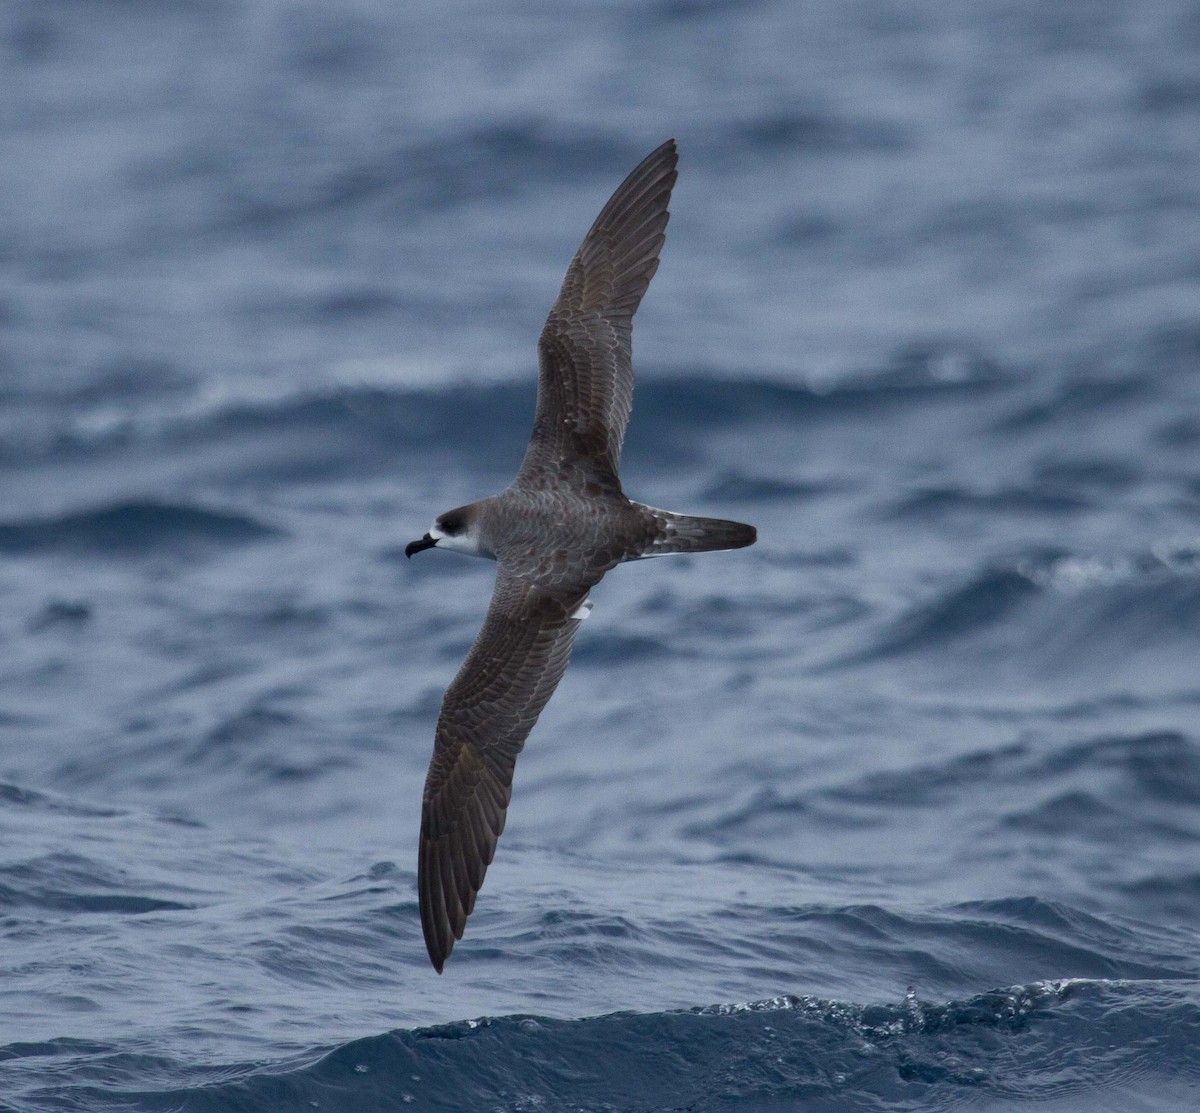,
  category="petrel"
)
[405,139,756,972]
